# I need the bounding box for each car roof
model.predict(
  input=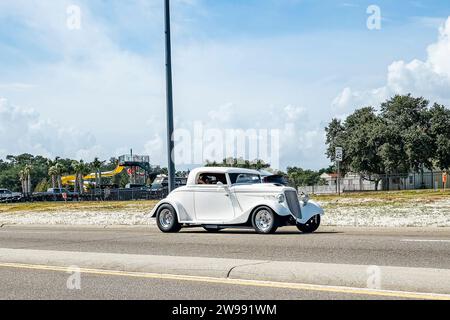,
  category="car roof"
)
[187,167,261,185]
